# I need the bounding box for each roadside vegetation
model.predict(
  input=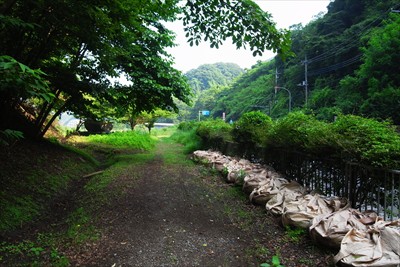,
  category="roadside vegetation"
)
[172,112,400,169]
